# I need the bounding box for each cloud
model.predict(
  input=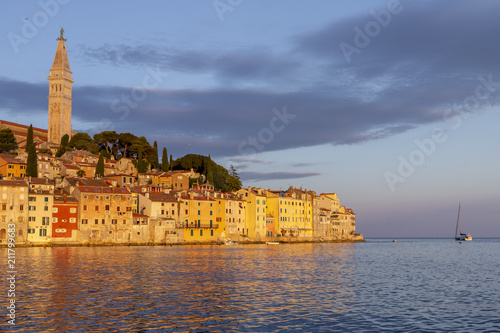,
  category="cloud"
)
[2,1,500,160]
[240,171,321,182]
[228,157,274,164]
